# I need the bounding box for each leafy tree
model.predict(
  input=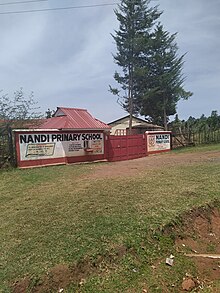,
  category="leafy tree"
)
[137,24,192,130]
[196,114,208,132]
[110,0,192,131]
[0,88,41,127]
[110,0,161,133]
[170,111,220,135]
[0,88,42,167]
[207,110,220,130]
[170,114,182,132]
[45,108,55,119]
